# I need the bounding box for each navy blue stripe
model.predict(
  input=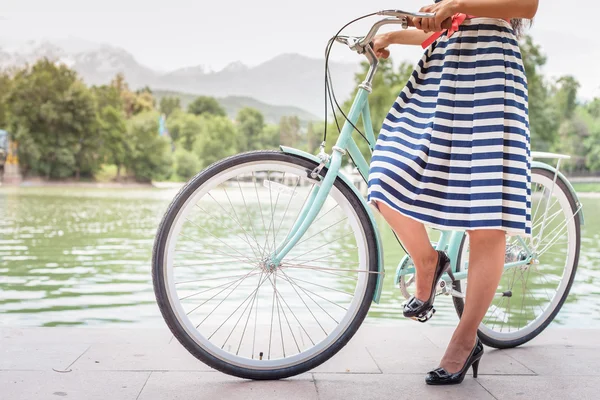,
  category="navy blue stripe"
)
[458,23,515,35]
[404,80,529,103]
[429,47,523,61]
[377,130,530,153]
[396,91,528,113]
[371,146,529,177]
[369,163,528,195]
[435,33,520,49]
[412,70,527,87]
[369,181,526,219]
[389,102,528,125]
[371,152,529,188]
[382,116,529,137]
[369,191,531,233]
[417,59,525,75]
[372,133,530,173]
